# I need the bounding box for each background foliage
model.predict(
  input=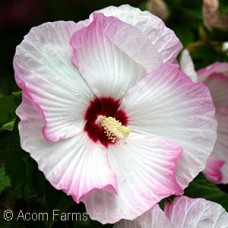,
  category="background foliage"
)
[0,0,228,227]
